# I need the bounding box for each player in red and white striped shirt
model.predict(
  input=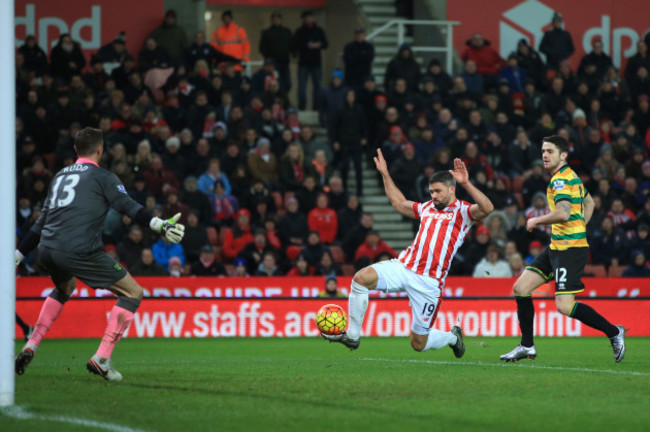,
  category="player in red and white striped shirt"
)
[323,150,494,355]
